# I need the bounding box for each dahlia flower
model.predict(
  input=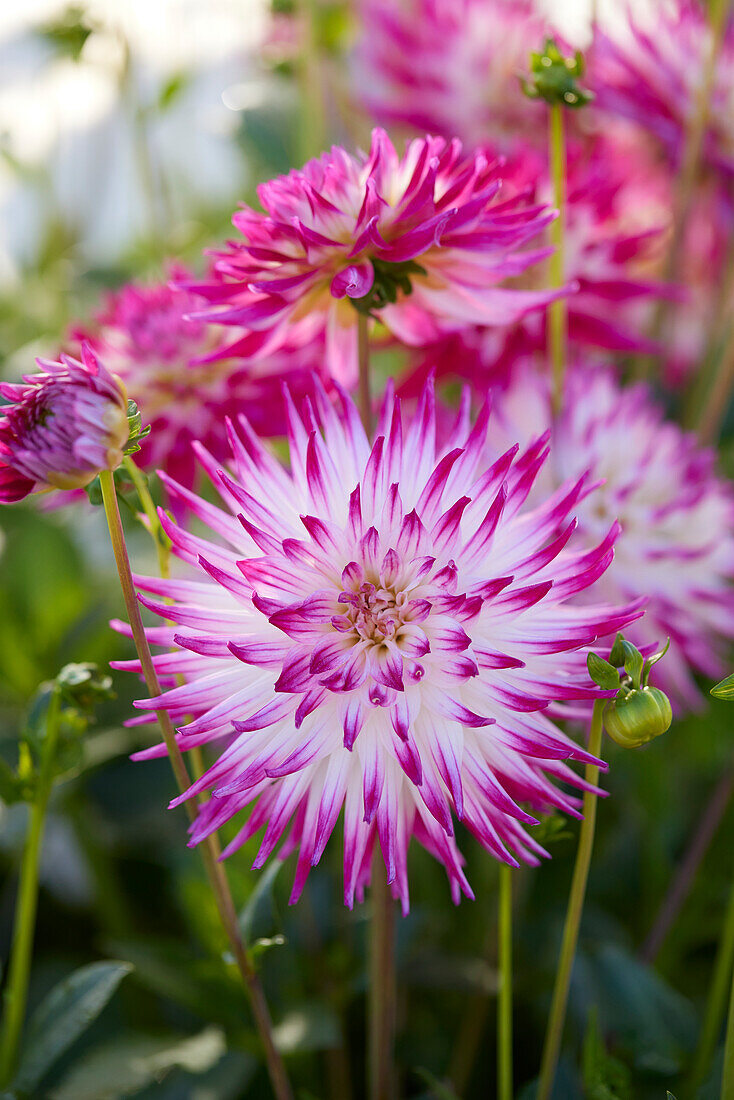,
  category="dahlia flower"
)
[491,363,734,709]
[120,381,640,911]
[187,129,567,386]
[352,0,548,149]
[592,0,734,190]
[77,267,327,488]
[398,133,675,395]
[0,346,128,503]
